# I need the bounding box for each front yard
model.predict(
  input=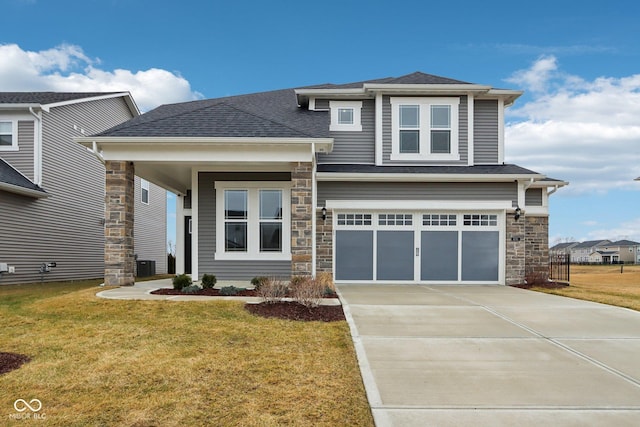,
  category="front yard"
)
[0,281,373,426]
[535,264,640,311]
